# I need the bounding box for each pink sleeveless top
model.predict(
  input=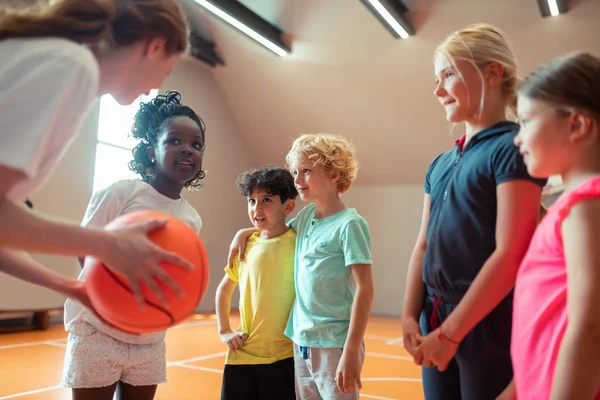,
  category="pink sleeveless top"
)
[512,176,600,400]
